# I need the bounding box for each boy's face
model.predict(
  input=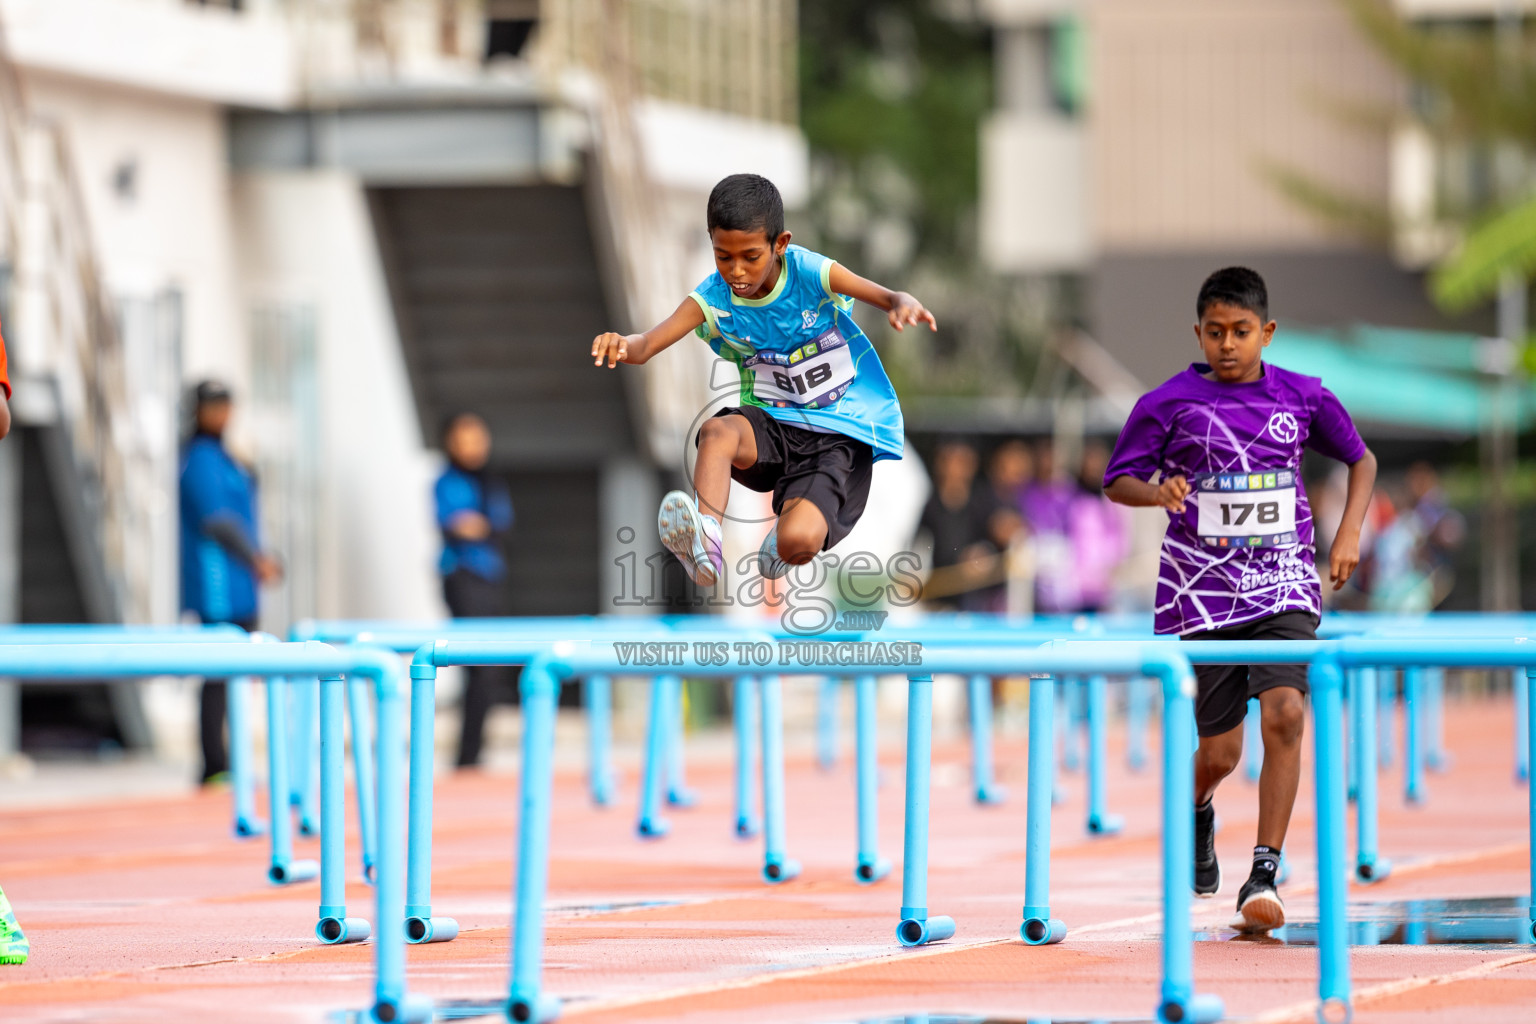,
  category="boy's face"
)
[711,227,792,300]
[1195,301,1275,384]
